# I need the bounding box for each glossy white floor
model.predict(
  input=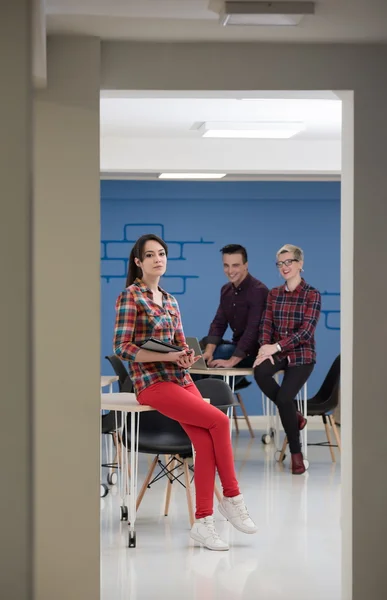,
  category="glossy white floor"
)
[101,430,341,600]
